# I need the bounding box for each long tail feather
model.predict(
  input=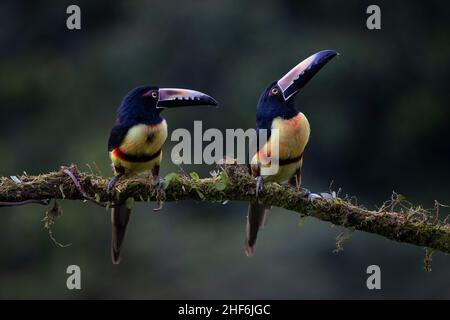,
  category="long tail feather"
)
[111,204,131,264]
[245,202,271,256]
